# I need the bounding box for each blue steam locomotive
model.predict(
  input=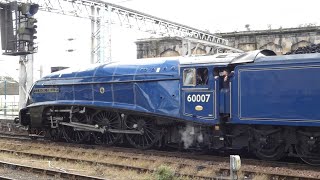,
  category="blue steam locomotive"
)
[19,49,320,165]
